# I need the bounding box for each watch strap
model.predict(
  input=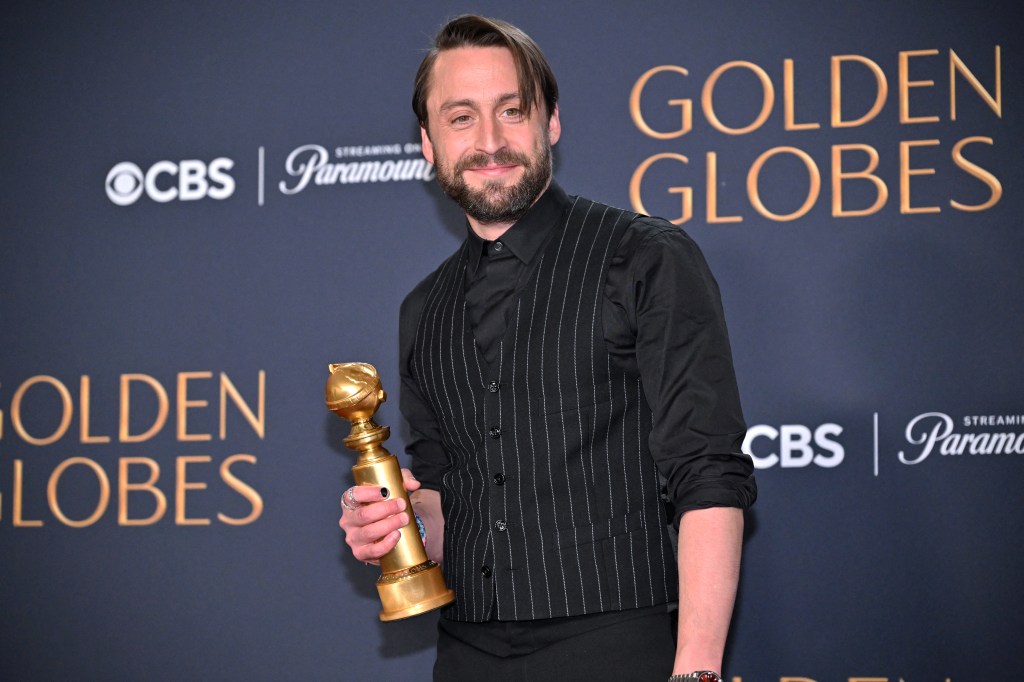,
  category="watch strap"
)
[668,672,723,682]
